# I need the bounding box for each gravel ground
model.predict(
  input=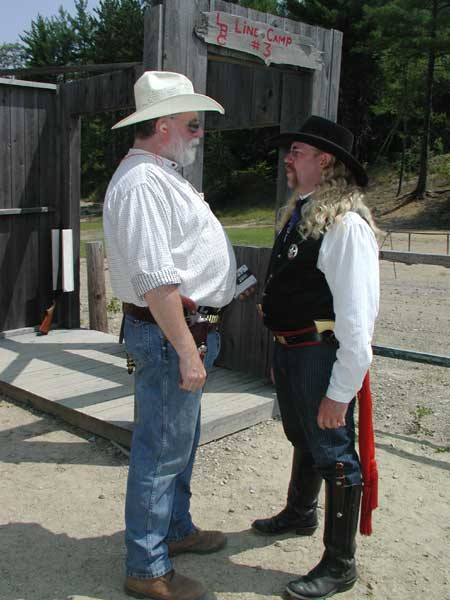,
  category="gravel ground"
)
[1,231,449,600]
